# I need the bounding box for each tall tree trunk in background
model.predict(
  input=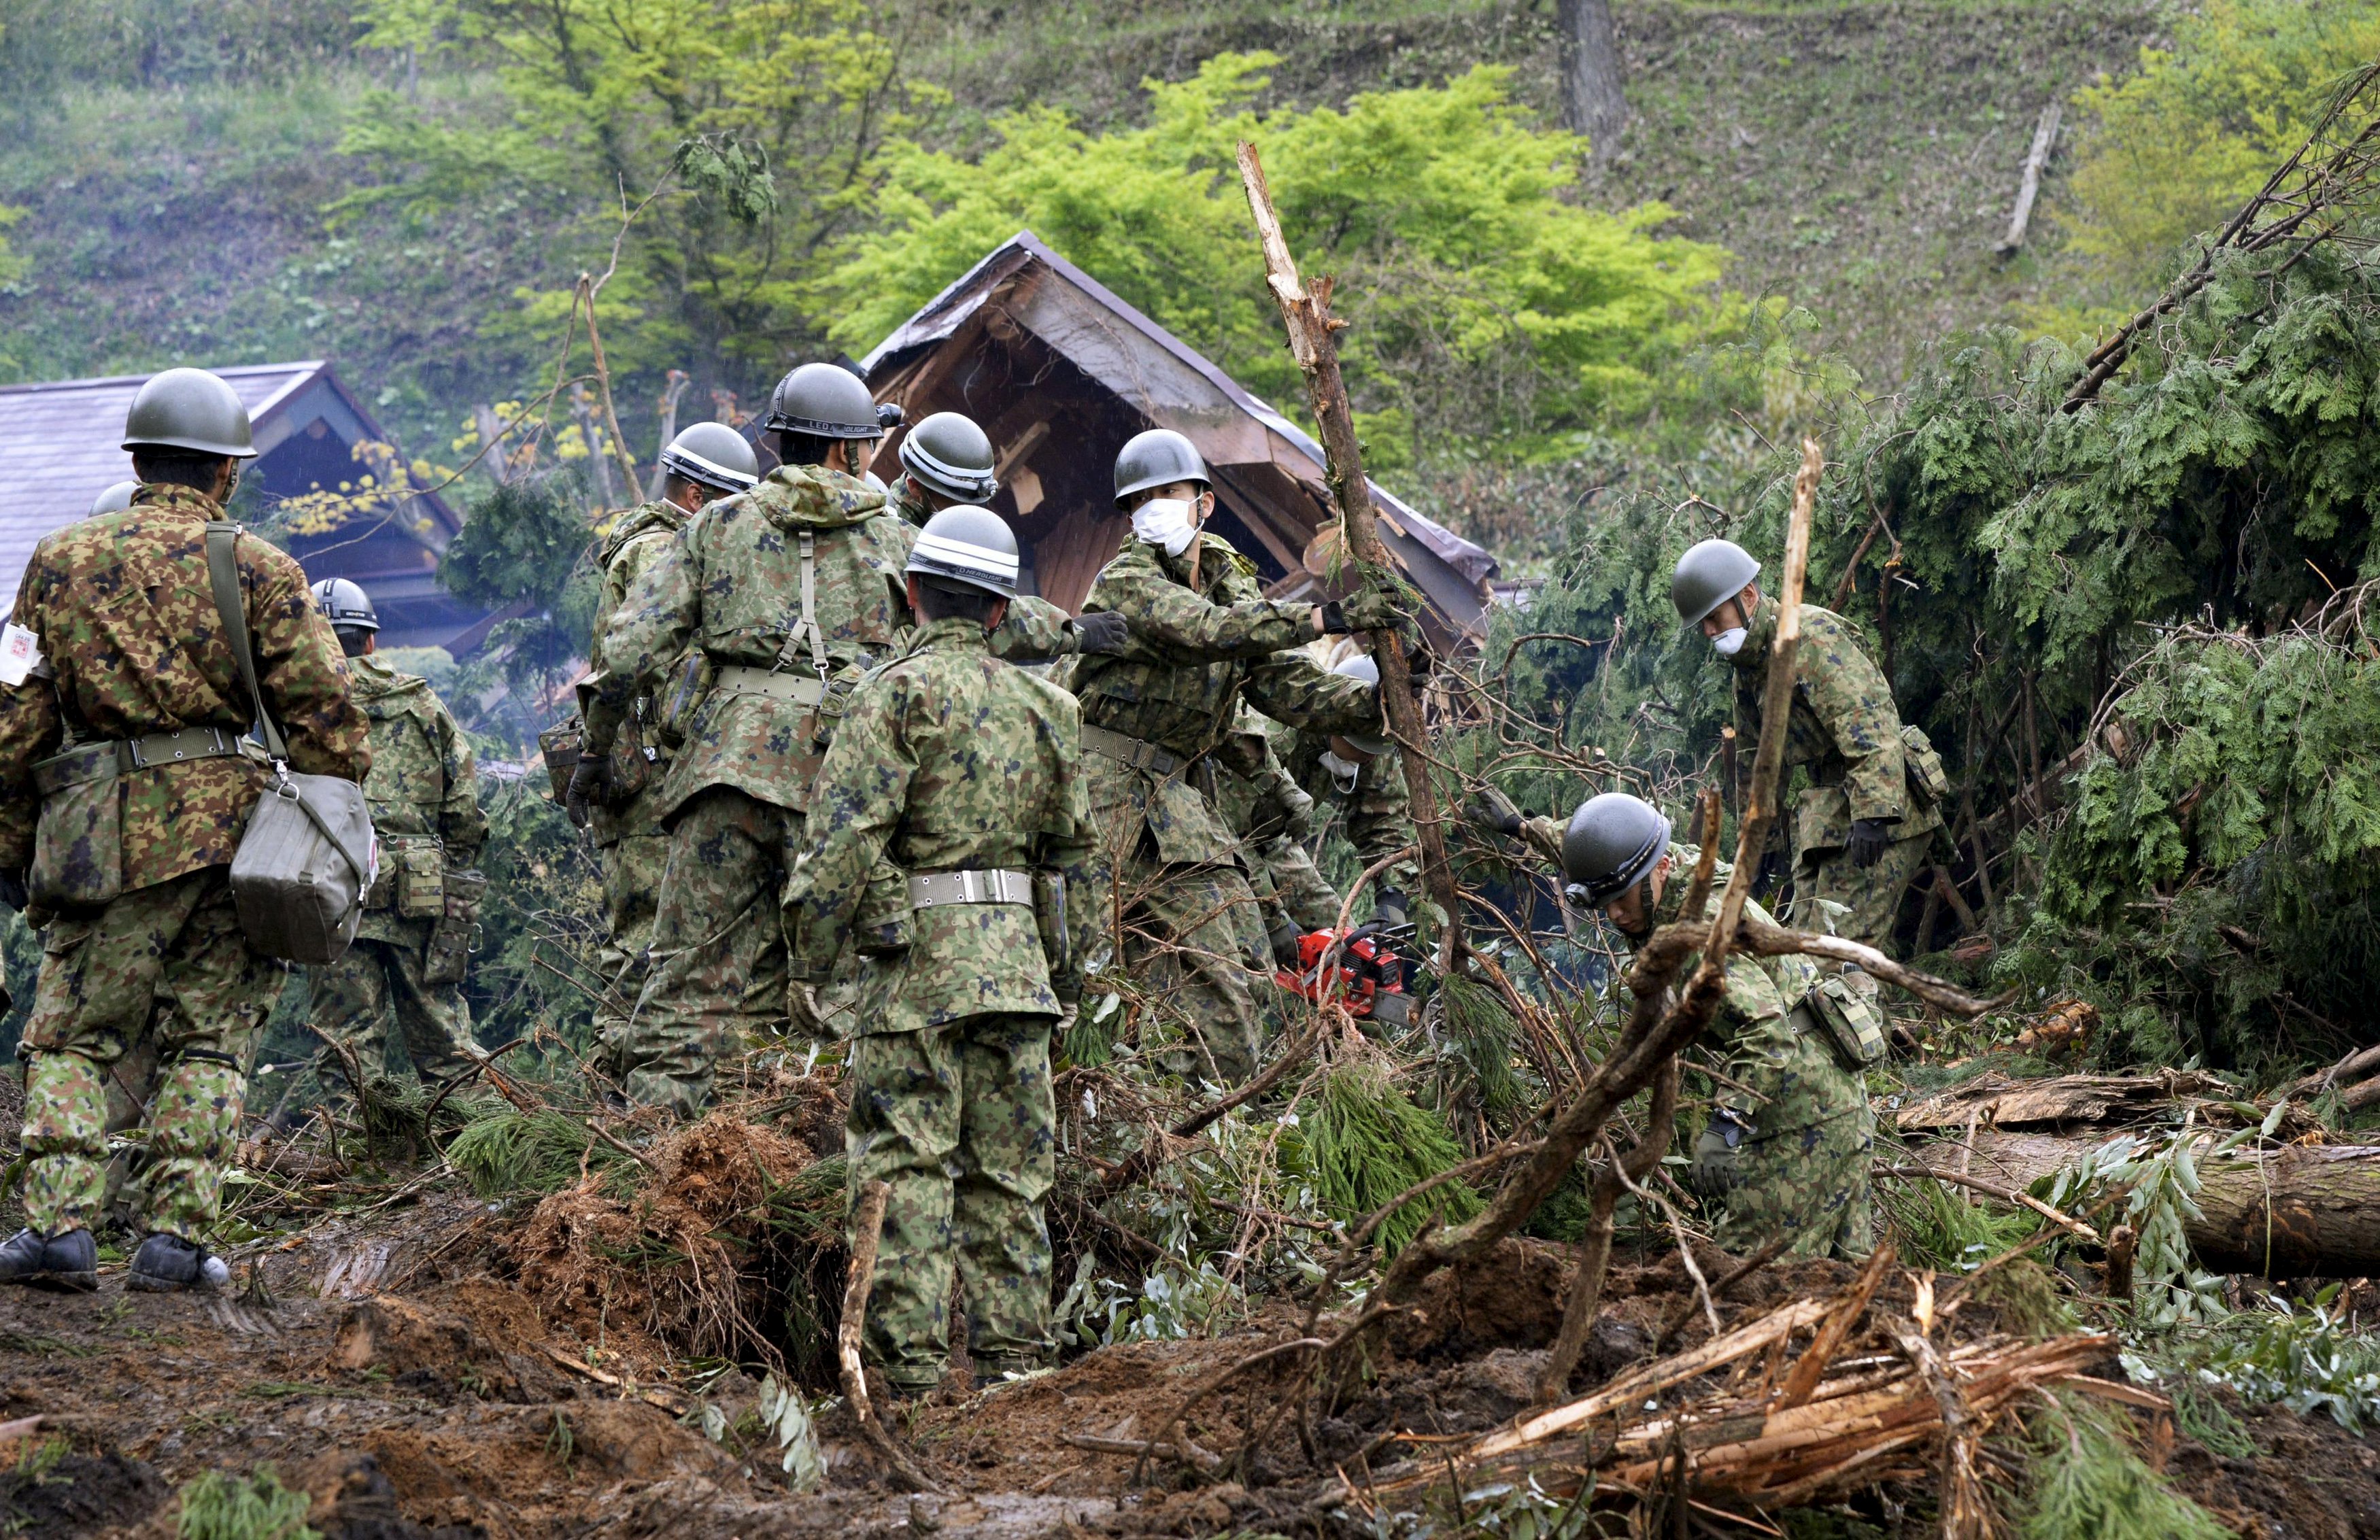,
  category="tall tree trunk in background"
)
[1557,0,1629,160]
